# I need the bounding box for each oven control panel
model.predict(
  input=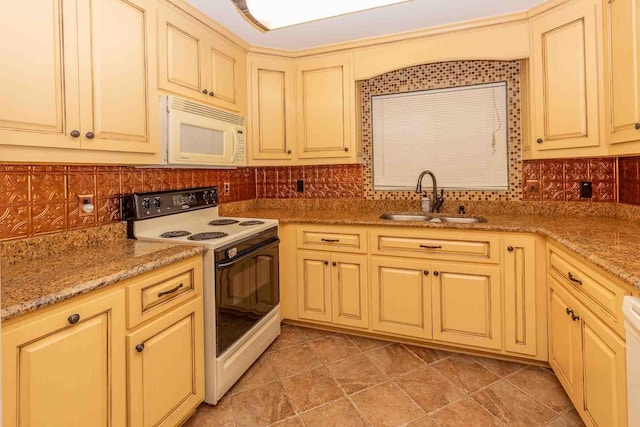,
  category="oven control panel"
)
[123,187,218,220]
